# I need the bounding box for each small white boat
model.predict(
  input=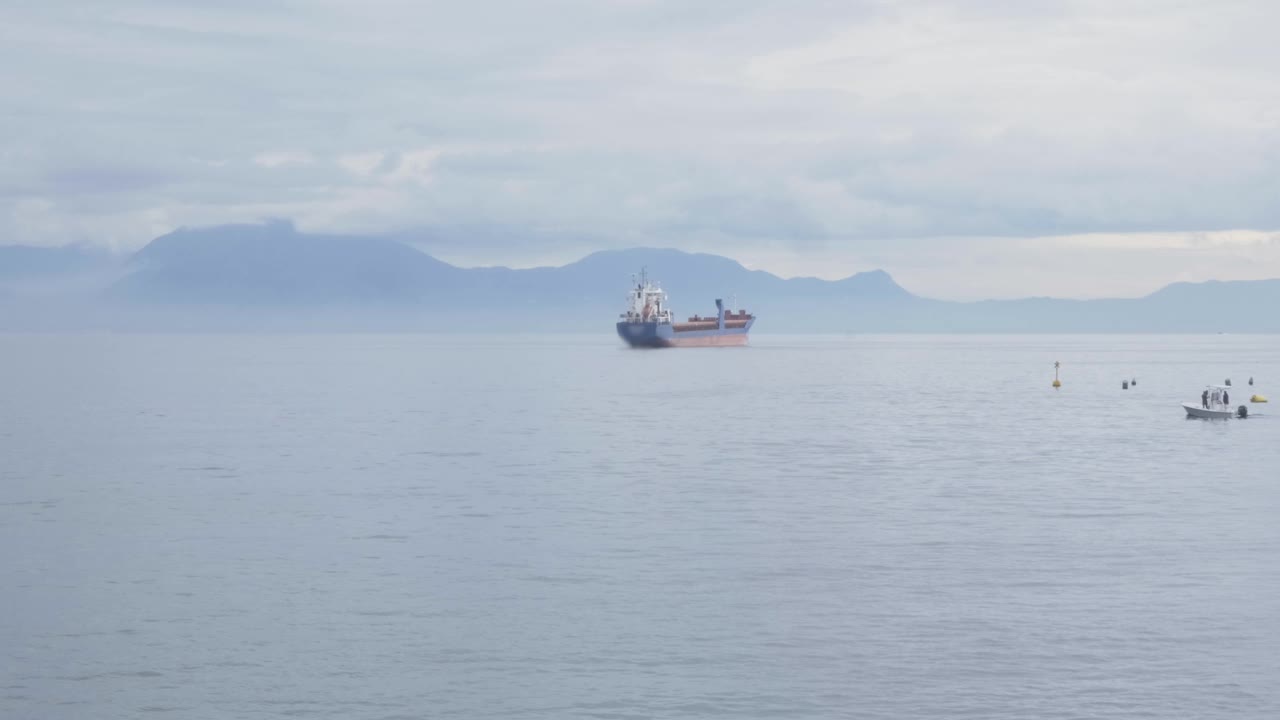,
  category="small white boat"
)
[1182,403,1233,419]
[1184,384,1239,419]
